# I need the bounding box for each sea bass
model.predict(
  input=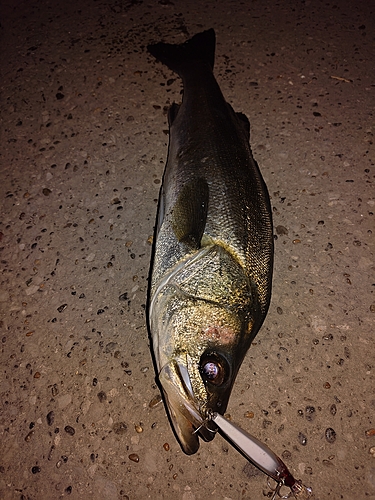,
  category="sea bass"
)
[147,29,273,455]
